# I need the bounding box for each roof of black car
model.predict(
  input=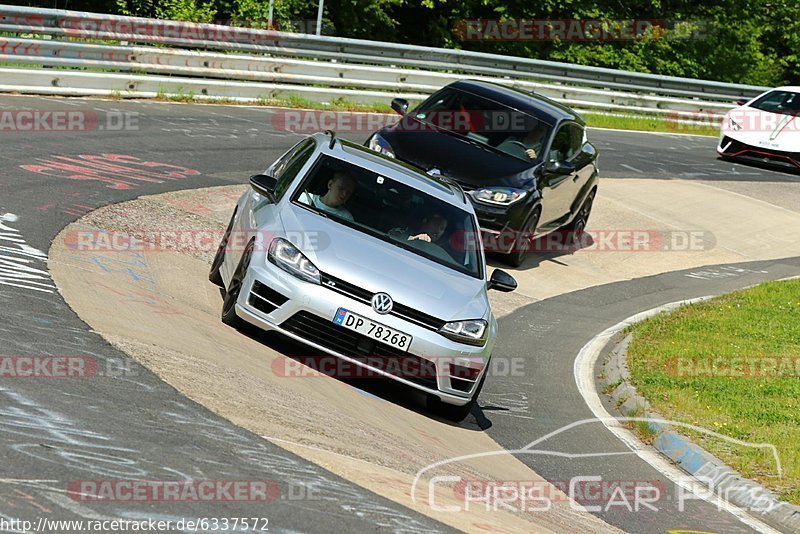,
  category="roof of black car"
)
[448,79,584,126]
